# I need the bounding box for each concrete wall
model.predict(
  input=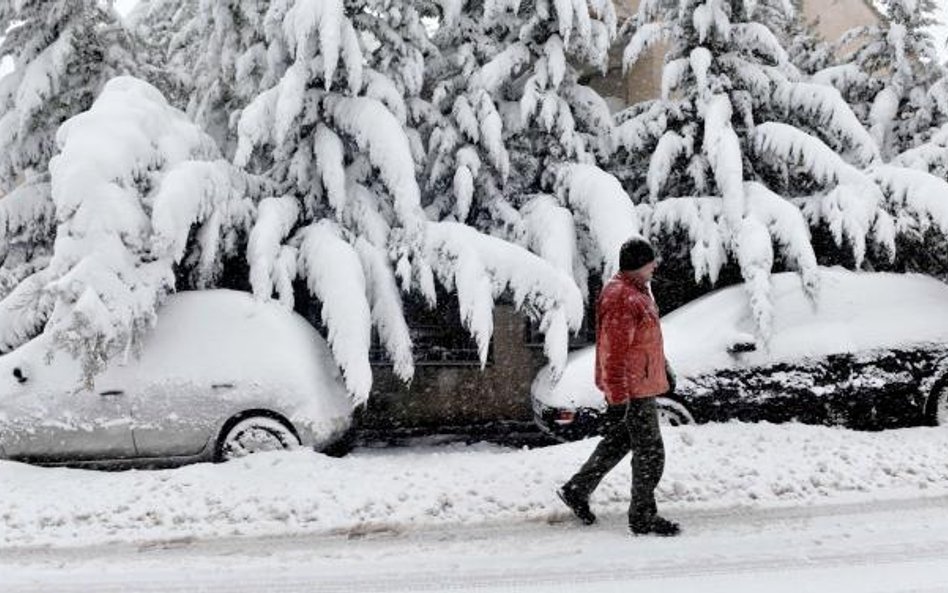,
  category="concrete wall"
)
[803,0,878,44]
[362,305,549,433]
[590,0,880,107]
